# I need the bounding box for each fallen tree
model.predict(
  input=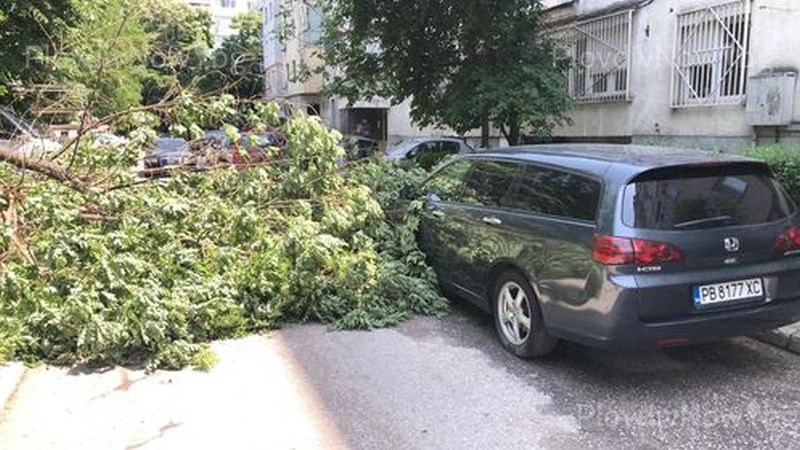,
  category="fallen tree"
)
[0,98,445,370]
